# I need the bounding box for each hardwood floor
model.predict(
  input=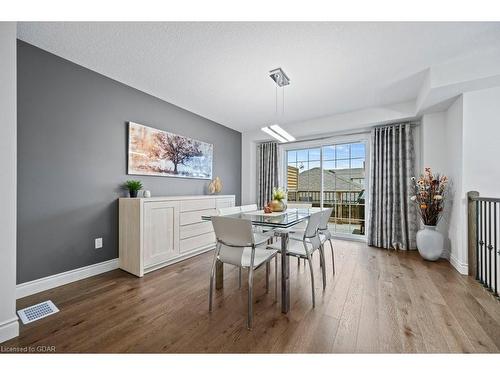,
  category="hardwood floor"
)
[4,239,500,353]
